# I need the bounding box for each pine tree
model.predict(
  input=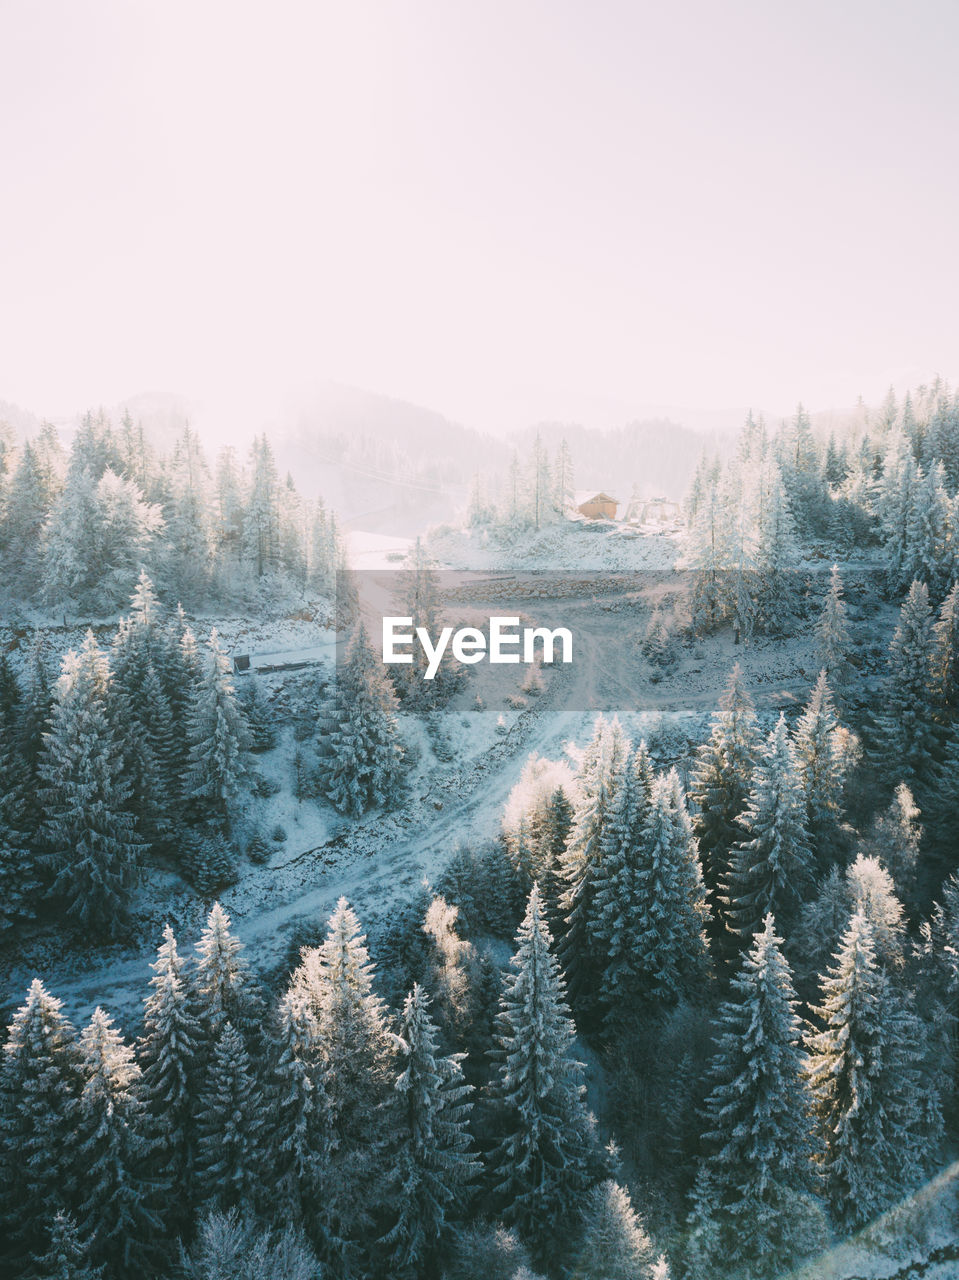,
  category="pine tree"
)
[290,897,397,1266]
[815,564,852,691]
[33,1210,103,1280]
[138,924,201,1232]
[724,715,812,946]
[74,1008,157,1274]
[688,666,760,937]
[864,783,922,903]
[193,1022,266,1213]
[876,578,938,782]
[689,916,824,1280]
[269,988,321,1226]
[0,981,81,1273]
[629,770,711,1004]
[931,580,959,715]
[243,434,281,578]
[380,984,478,1278]
[38,632,143,934]
[590,743,655,1020]
[192,902,262,1055]
[184,628,246,822]
[559,715,630,1010]
[806,911,930,1229]
[0,654,40,928]
[391,538,461,707]
[793,672,856,869]
[316,620,405,816]
[489,885,598,1268]
[572,1179,656,1280]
